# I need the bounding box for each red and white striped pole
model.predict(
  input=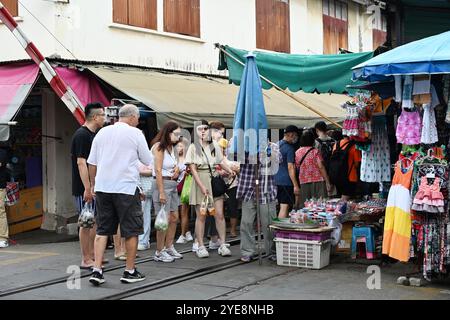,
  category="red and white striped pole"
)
[0,1,85,124]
